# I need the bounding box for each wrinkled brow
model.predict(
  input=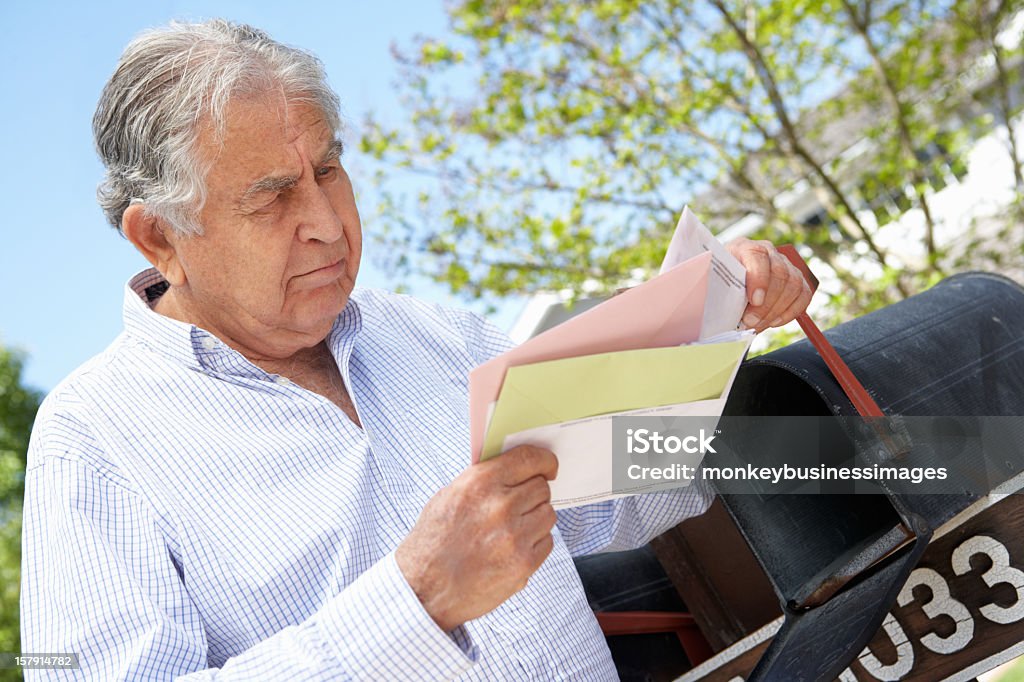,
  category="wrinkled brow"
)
[241,174,299,203]
[318,139,345,166]
[240,139,345,203]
